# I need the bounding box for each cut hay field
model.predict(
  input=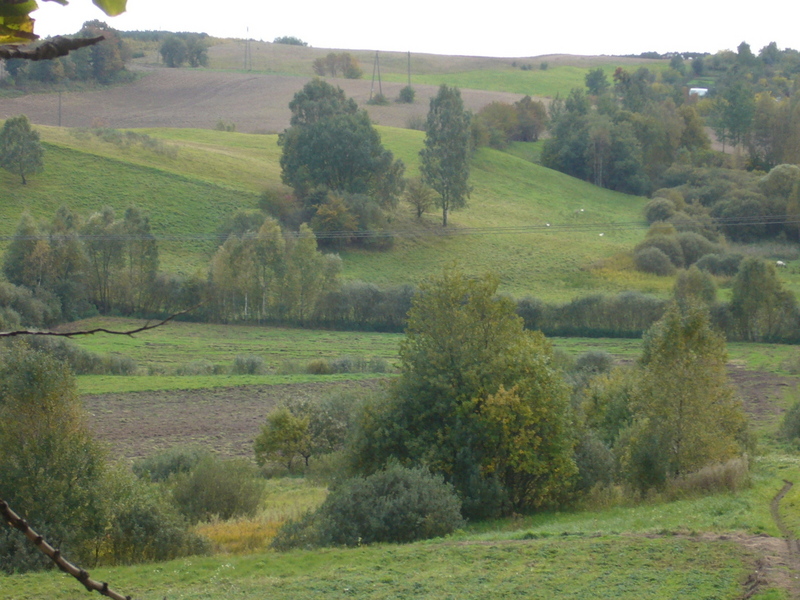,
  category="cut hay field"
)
[0,122,655,300]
